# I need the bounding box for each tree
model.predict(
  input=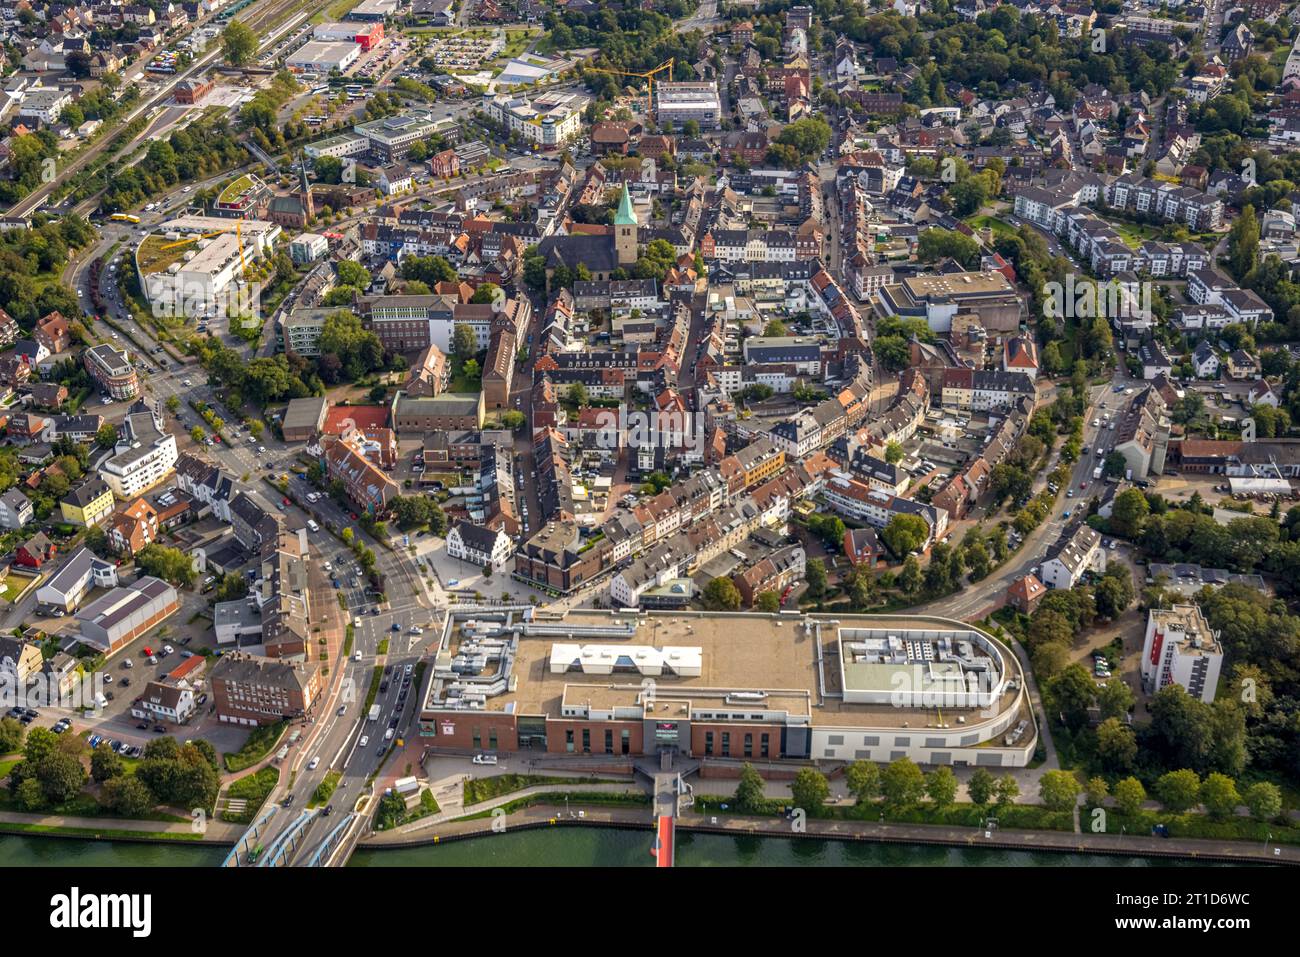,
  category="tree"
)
[470,282,501,306]
[1110,488,1150,539]
[190,426,205,444]
[1243,781,1282,822]
[733,763,766,813]
[1200,773,1240,819]
[134,544,197,587]
[1114,777,1146,816]
[0,716,24,755]
[925,766,958,809]
[1094,573,1134,621]
[805,558,827,599]
[702,576,741,610]
[1047,664,1096,729]
[880,513,929,558]
[1027,608,1074,650]
[95,423,117,448]
[1085,776,1110,807]
[968,768,996,807]
[1095,678,1134,722]
[91,743,124,783]
[1228,204,1260,280]
[37,749,87,804]
[1039,770,1081,812]
[501,410,525,431]
[102,776,156,817]
[452,323,477,360]
[1155,769,1201,813]
[335,259,370,290]
[995,774,1019,807]
[790,767,830,815]
[884,441,904,464]
[898,555,923,594]
[1031,641,1070,679]
[221,21,258,66]
[763,319,788,337]
[1095,717,1138,771]
[755,590,781,613]
[845,761,880,804]
[881,758,926,807]
[566,382,589,407]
